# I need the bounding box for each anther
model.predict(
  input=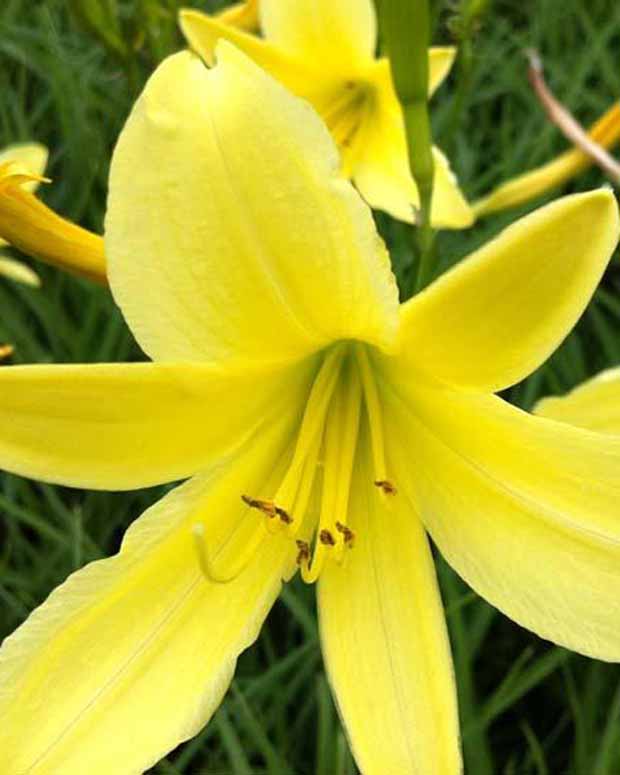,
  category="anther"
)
[241,494,276,517]
[275,506,293,525]
[374,480,397,496]
[319,529,336,546]
[296,540,310,566]
[335,521,355,548]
